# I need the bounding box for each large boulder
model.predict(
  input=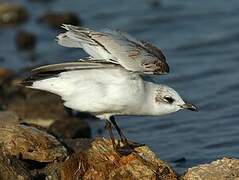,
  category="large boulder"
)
[61,138,177,180]
[183,157,239,180]
[0,120,67,162]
